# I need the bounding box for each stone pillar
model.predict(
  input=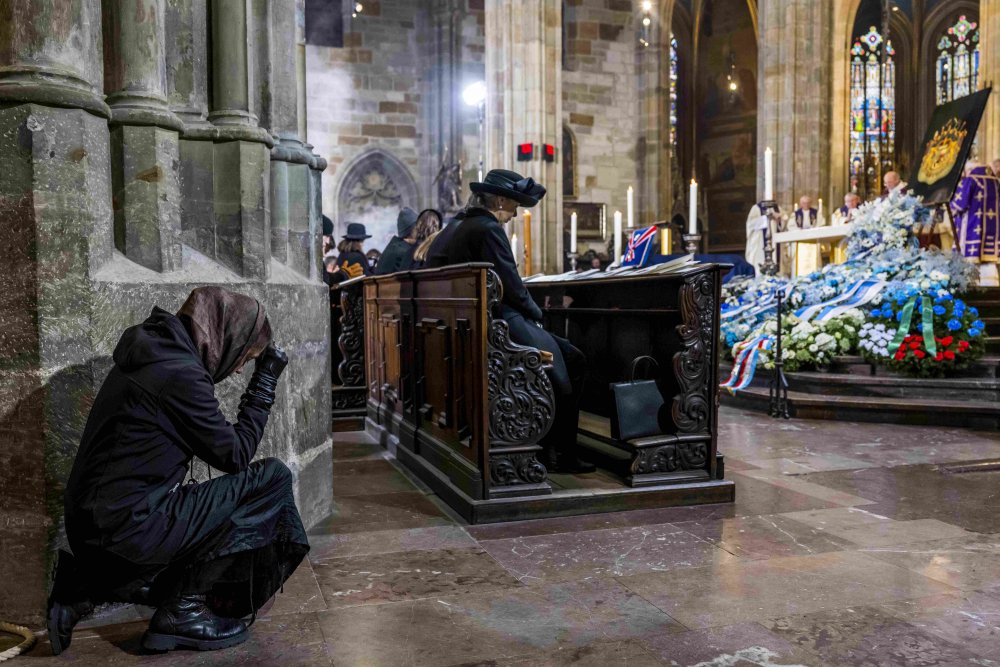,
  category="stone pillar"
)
[103,0,184,272]
[485,0,563,274]
[0,0,114,624]
[166,0,218,259]
[757,0,833,208]
[980,0,1000,162]
[639,0,675,225]
[209,0,270,142]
